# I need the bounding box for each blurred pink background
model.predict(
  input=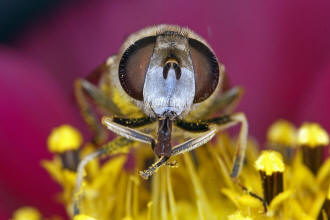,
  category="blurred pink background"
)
[0,0,330,219]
